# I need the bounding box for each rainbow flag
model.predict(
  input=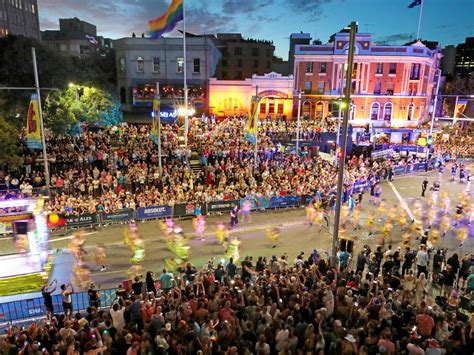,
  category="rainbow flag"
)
[148,0,184,39]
